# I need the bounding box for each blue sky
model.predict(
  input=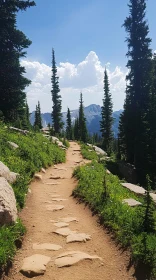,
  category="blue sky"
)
[17,0,156,113]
